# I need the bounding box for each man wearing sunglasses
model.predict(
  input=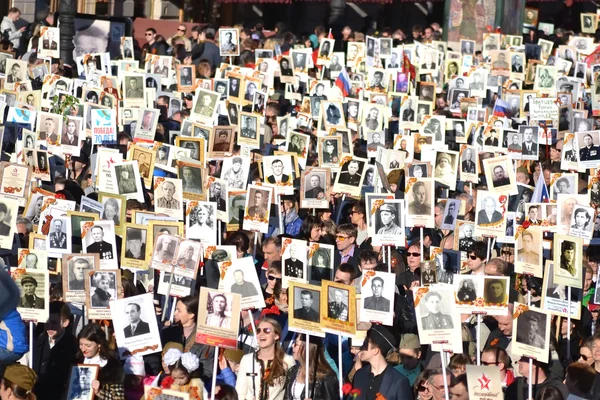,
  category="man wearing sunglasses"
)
[167,25,192,52]
[466,241,488,275]
[334,224,362,269]
[481,347,513,389]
